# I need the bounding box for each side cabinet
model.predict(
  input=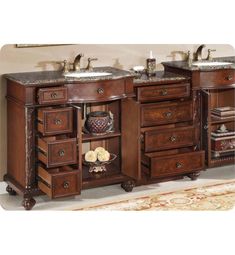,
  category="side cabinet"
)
[201,88,235,168]
[135,81,205,184]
